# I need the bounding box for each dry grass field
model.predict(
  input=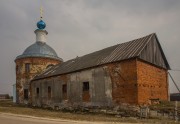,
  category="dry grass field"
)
[0,100,178,123]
